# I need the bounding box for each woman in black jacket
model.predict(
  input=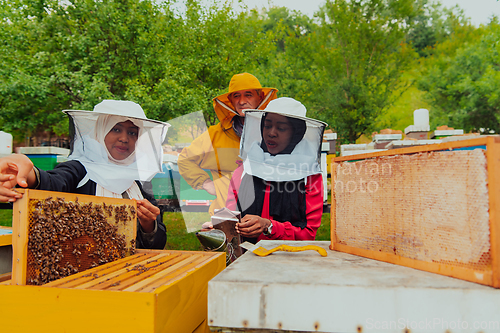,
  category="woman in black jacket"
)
[0,100,170,249]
